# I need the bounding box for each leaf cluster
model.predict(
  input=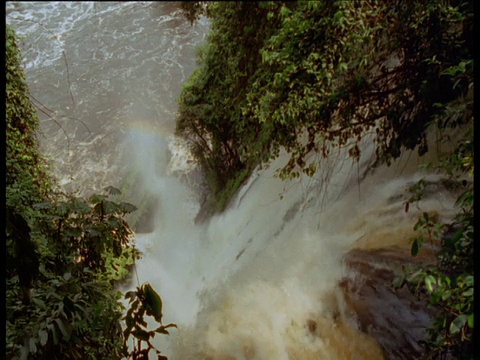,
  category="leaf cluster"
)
[397,112,473,358]
[397,208,473,359]
[123,283,177,360]
[6,25,52,211]
[177,0,473,213]
[6,186,141,360]
[176,2,287,213]
[246,0,473,177]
